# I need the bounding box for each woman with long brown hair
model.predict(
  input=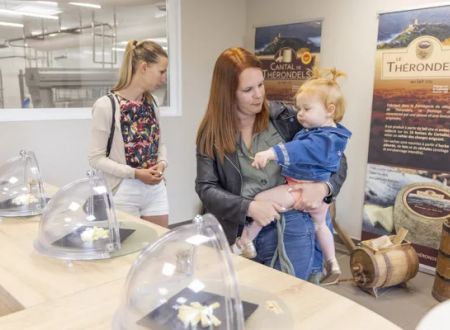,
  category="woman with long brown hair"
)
[196,47,347,280]
[89,40,169,227]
